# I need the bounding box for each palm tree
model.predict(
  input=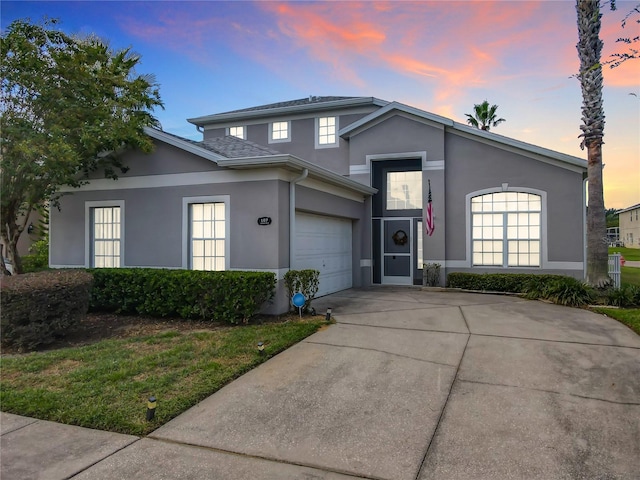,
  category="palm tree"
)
[576,0,610,287]
[465,100,505,131]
